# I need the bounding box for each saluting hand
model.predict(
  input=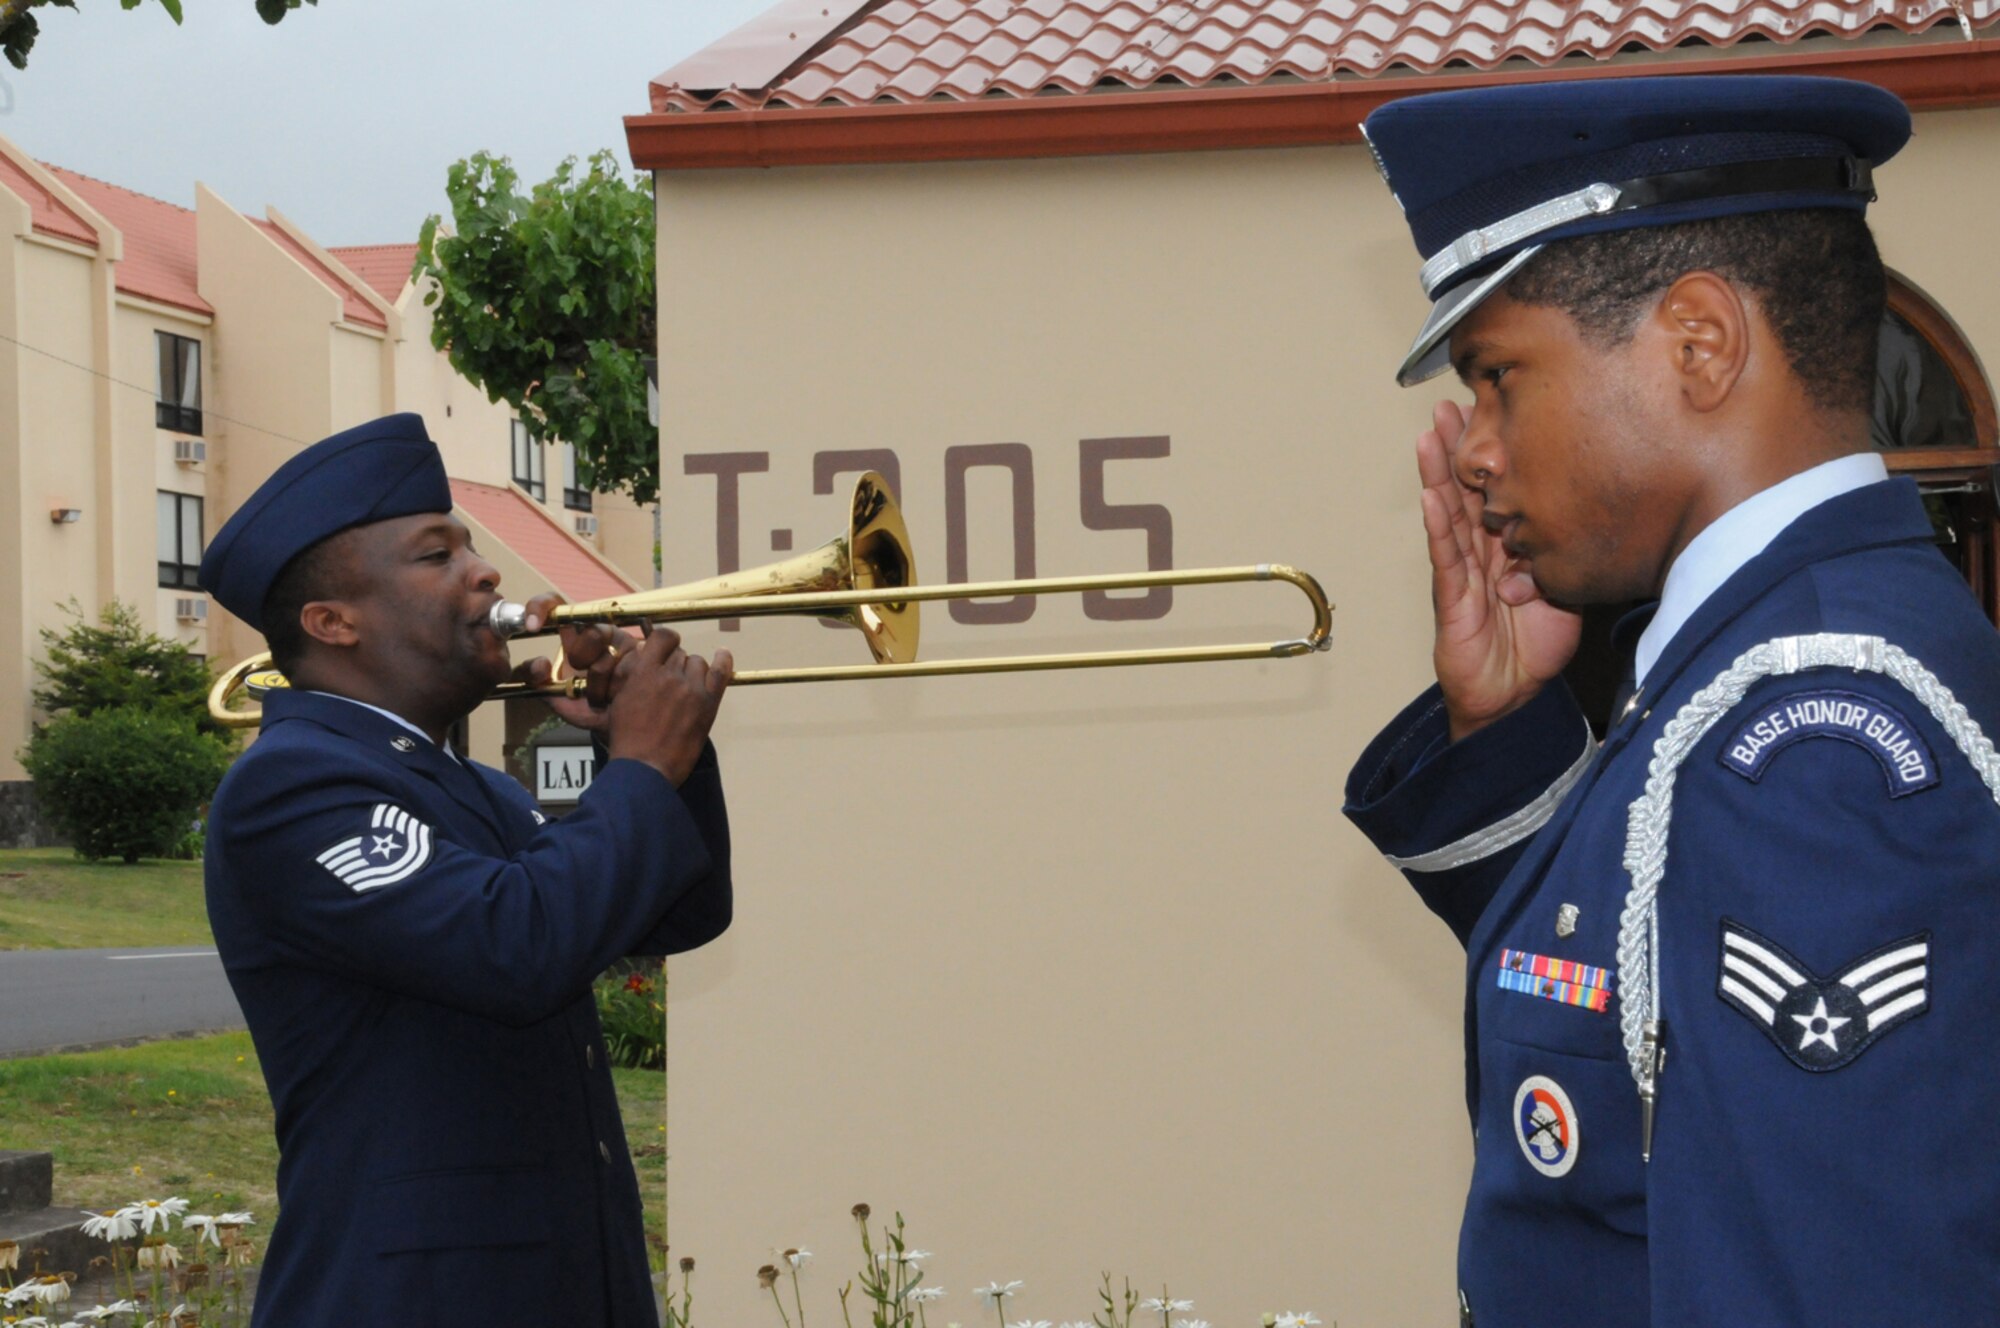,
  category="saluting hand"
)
[1417,400,1581,741]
